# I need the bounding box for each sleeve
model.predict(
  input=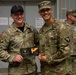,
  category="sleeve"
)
[0,31,15,62]
[33,28,39,47]
[46,23,71,64]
